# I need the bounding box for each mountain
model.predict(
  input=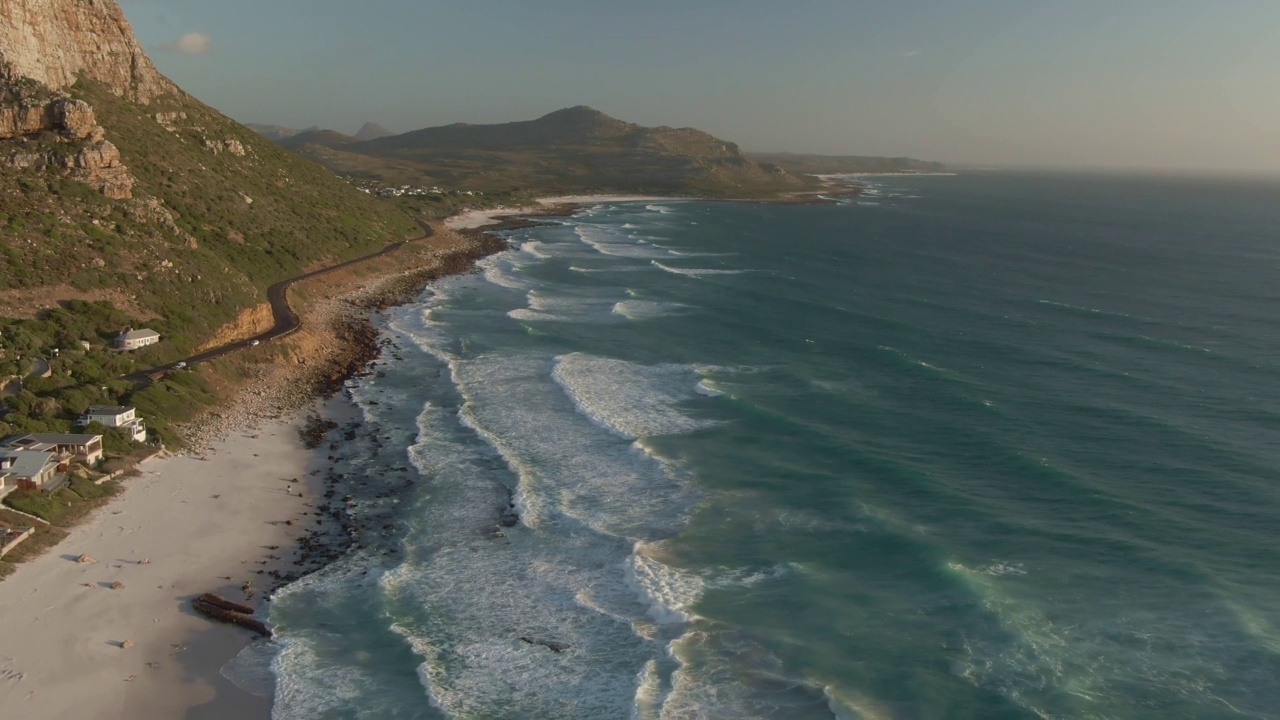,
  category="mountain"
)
[279,128,360,152]
[281,106,816,197]
[354,122,393,141]
[746,152,948,175]
[0,0,419,351]
[244,123,307,141]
